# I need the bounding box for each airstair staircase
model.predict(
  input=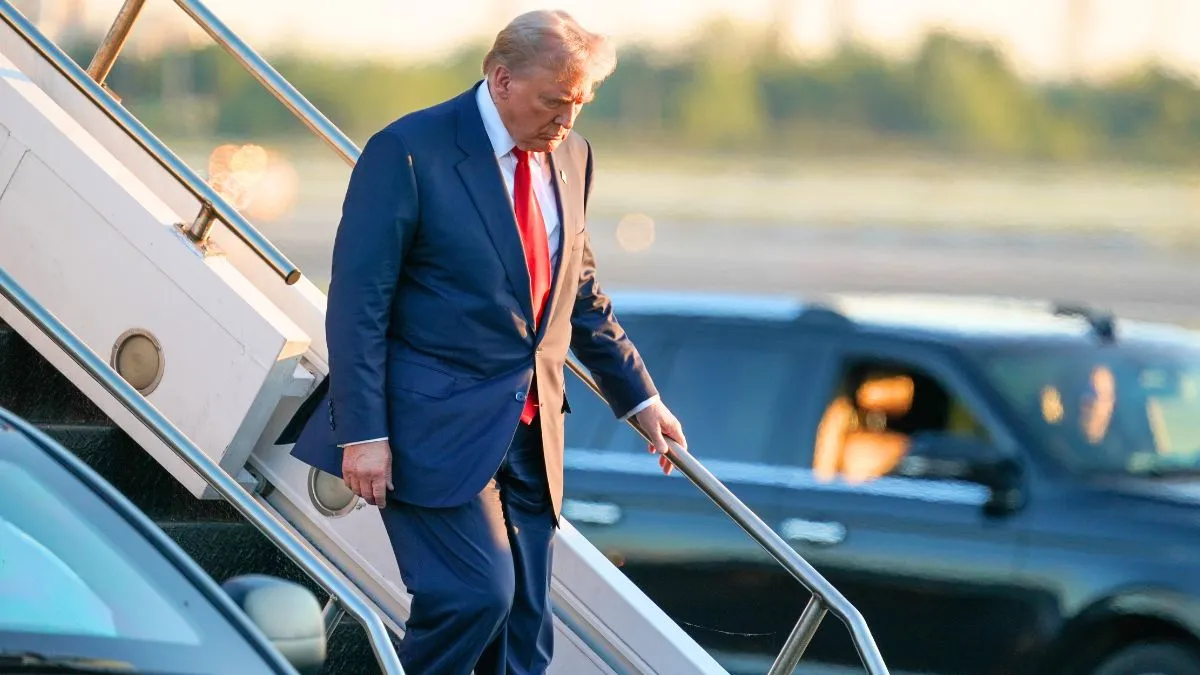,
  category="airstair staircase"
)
[0,2,889,673]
